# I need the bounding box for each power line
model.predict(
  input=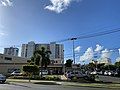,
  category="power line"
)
[51,28,120,43]
[51,27,120,63]
[0,28,120,48]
